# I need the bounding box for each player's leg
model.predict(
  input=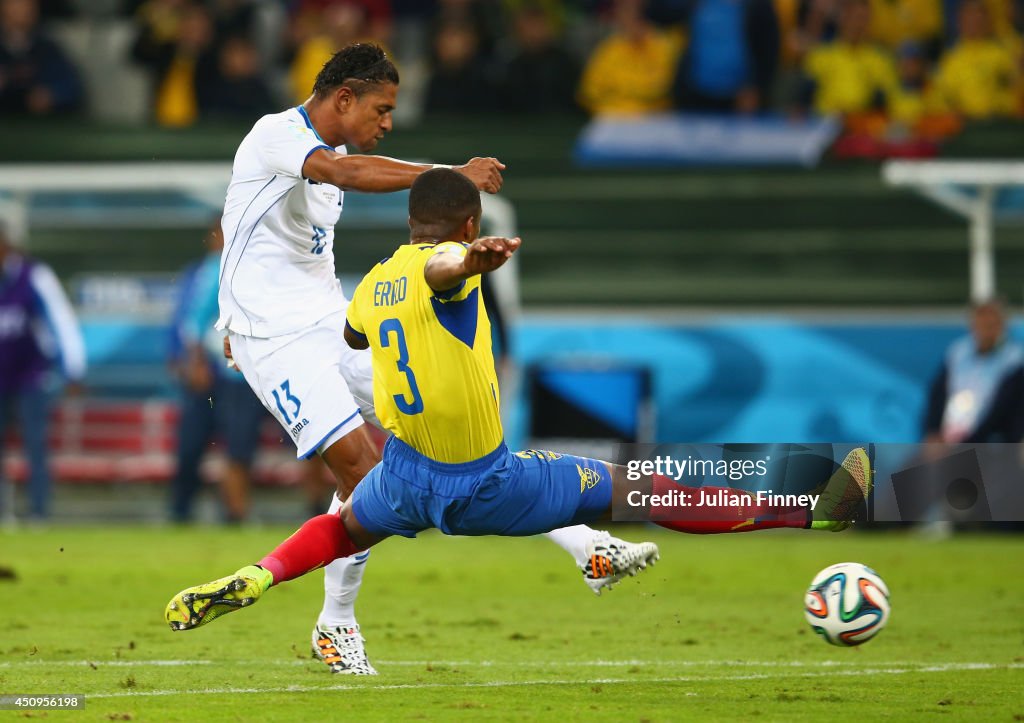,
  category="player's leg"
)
[311,342,380,674]
[542,513,664,593]
[165,463,398,632]
[202,323,383,670]
[320,425,379,497]
[311,428,379,674]
[602,447,873,533]
[464,451,660,590]
[310,337,377,675]
[468,444,869,543]
[405,448,659,592]
[544,526,662,595]
[302,457,333,517]
[164,507,383,631]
